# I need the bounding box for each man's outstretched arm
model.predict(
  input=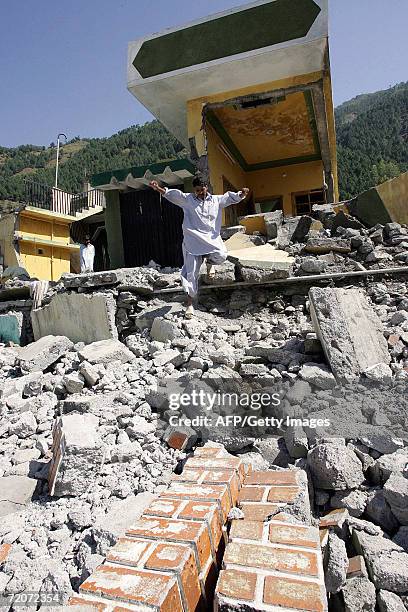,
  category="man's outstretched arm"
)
[219,187,250,208]
[149,180,188,207]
